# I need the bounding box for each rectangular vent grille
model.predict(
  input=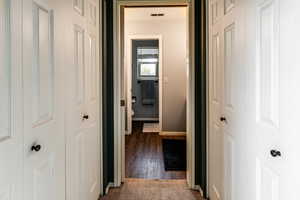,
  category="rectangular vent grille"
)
[150,13,164,17]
